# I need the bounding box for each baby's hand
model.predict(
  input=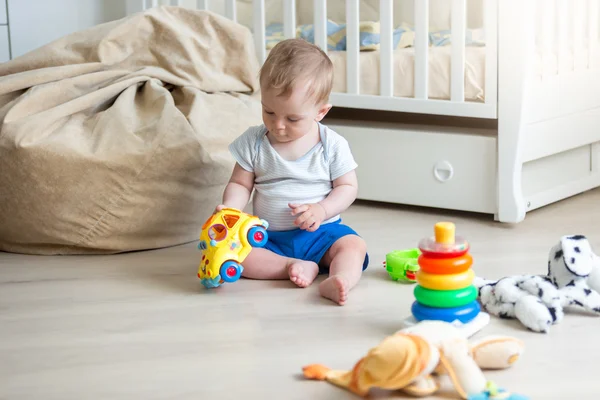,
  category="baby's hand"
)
[289,203,327,232]
[213,204,226,214]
